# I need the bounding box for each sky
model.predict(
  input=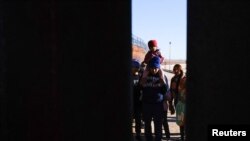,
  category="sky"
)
[132,0,187,60]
